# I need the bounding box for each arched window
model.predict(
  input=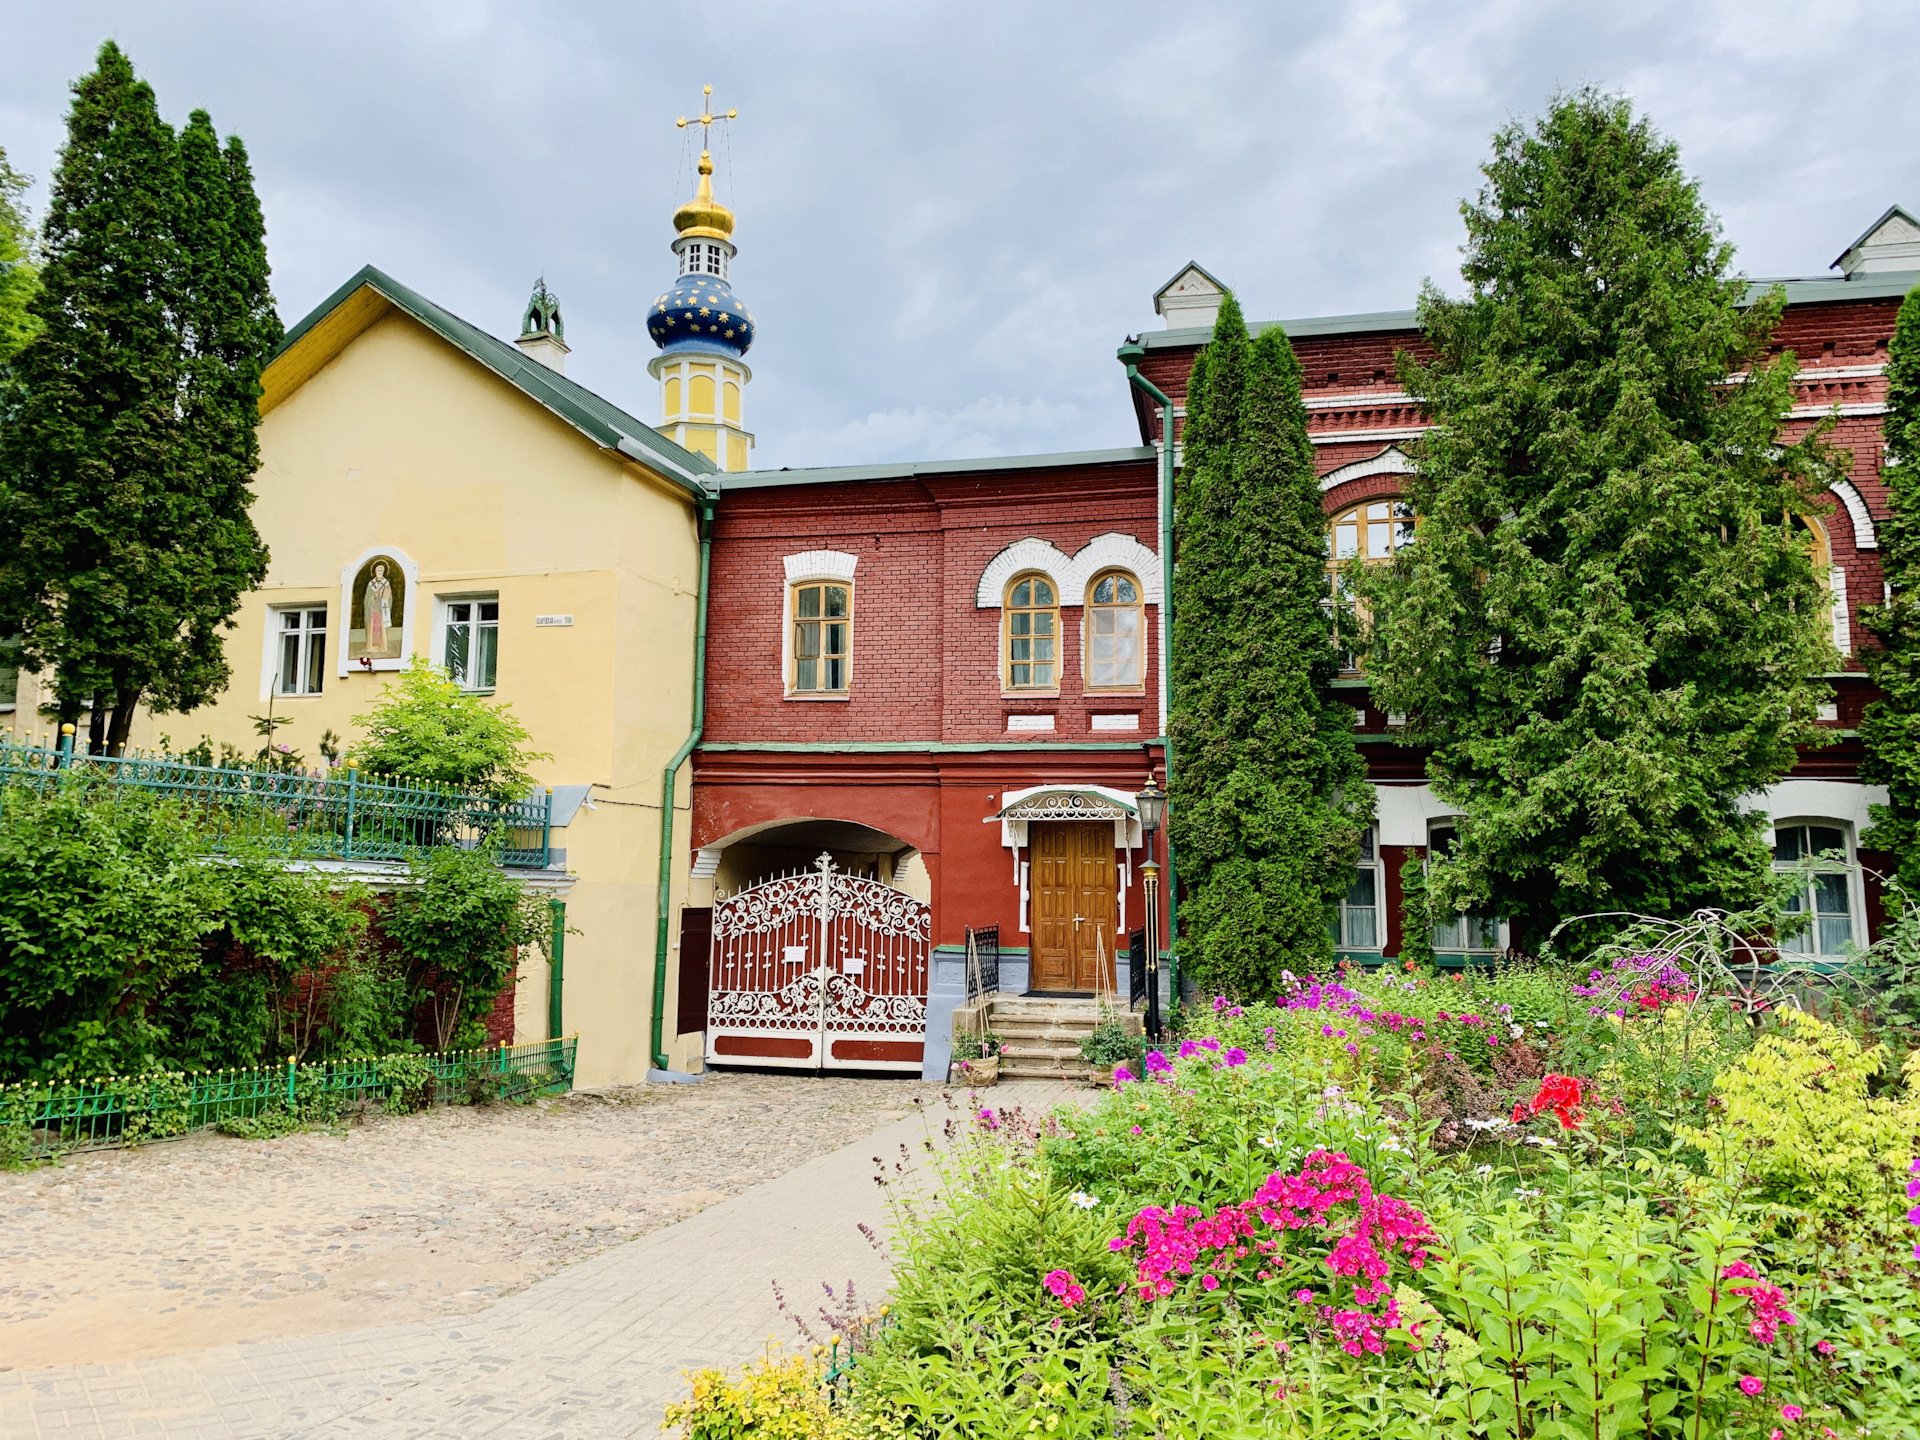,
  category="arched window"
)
[1772,822,1859,960]
[1004,575,1058,689]
[1086,570,1142,689]
[1326,498,1417,672]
